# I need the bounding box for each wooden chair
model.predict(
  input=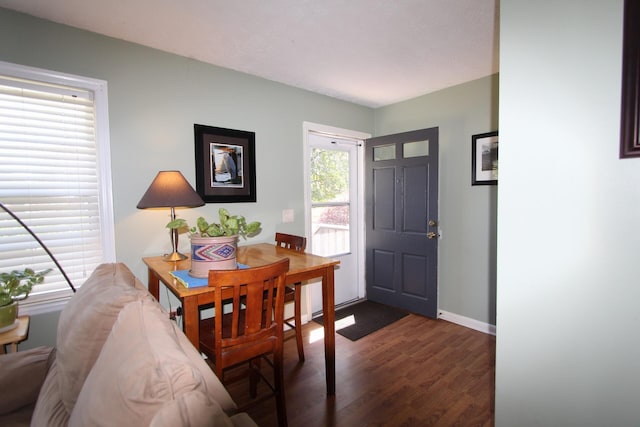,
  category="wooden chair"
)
[199,258,290,427]
[274,232,306,362]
